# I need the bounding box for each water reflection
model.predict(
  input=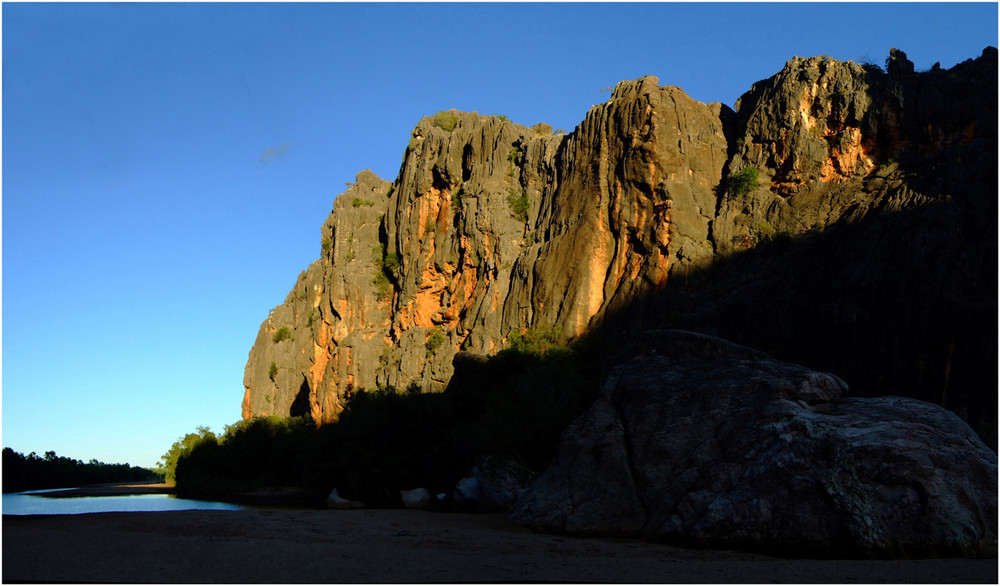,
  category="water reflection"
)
[2,491,244,515]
